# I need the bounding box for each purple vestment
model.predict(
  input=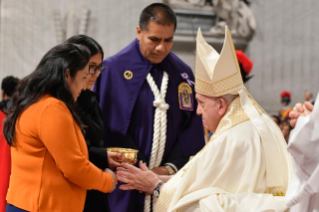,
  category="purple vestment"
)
[94,39,205,212]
